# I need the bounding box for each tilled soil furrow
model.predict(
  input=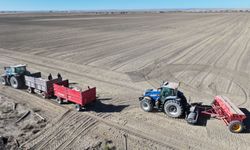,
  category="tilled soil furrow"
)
[56,119,98,150]
[31,112,82,149]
